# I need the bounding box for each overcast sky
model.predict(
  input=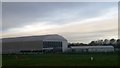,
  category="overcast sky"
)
[2,2,118,43]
